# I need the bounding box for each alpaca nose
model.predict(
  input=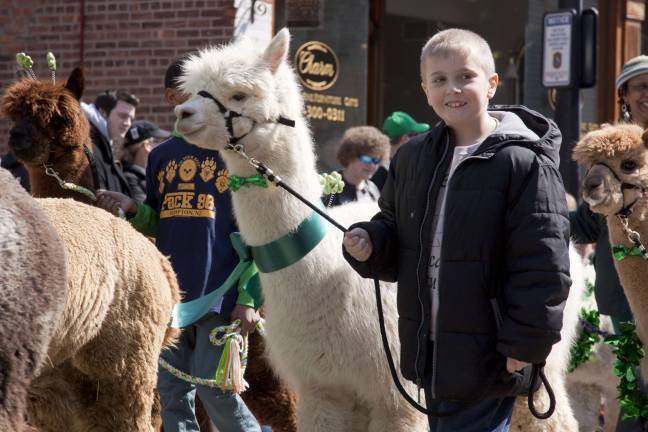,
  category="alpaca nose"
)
[584,175,604,194]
